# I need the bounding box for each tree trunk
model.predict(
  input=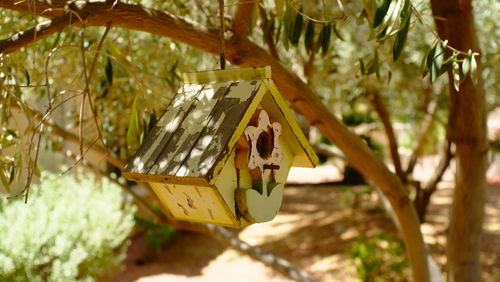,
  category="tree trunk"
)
[430,1,488,281]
